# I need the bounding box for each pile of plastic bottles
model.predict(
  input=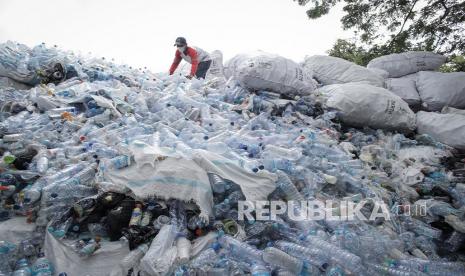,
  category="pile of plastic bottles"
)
[0,41,465,276]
